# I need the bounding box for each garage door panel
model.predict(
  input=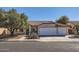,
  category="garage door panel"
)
[38,28,56,35]
[58,27,67,35]
[38,27,67,36]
